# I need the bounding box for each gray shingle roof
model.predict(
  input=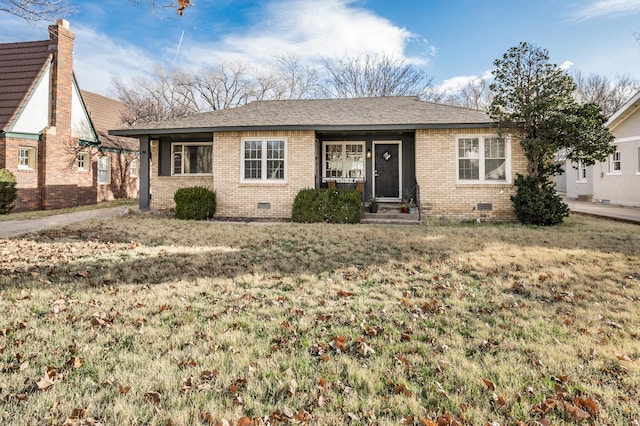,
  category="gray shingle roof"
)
[0,40,52,131]
[110,96,491,136]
